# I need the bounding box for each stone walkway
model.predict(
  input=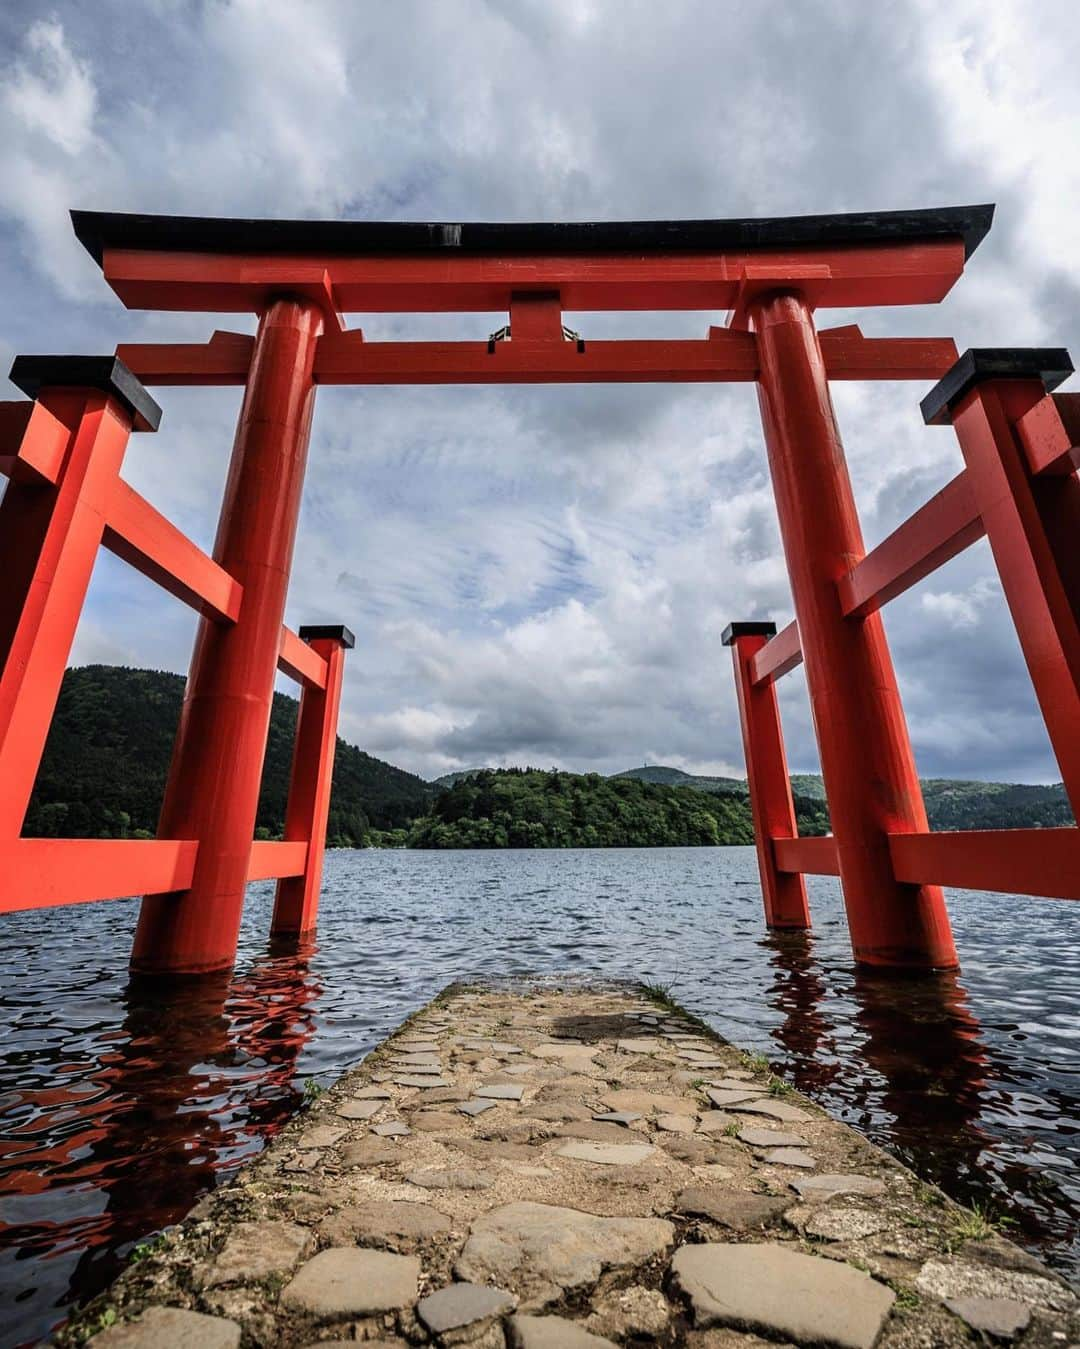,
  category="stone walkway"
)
[66,981,1078,1348]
